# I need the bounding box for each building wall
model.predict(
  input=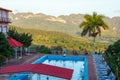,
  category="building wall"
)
[0,9,9,23]
[0,10,8,18]
[0,9,9,34]
[0,23,8,33]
